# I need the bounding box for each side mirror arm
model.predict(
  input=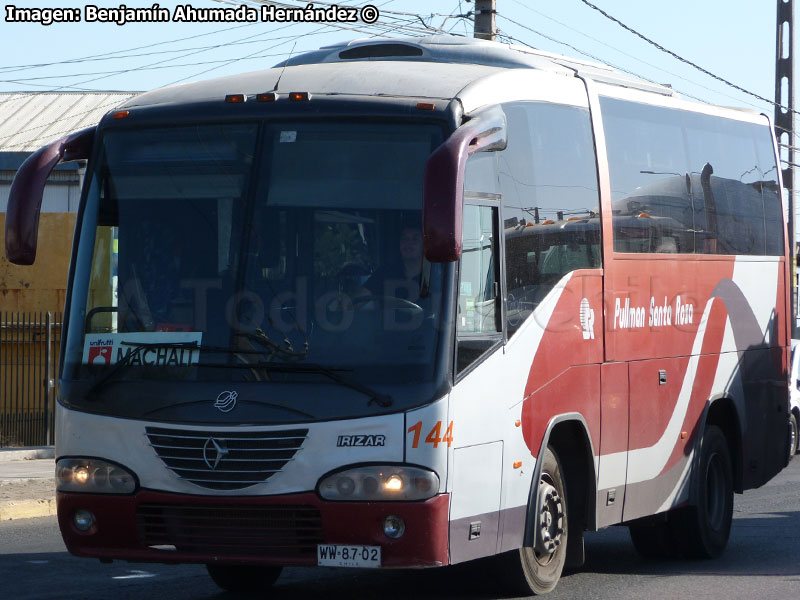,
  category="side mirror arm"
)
[5,126,95,265]
[422,105,506,263]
